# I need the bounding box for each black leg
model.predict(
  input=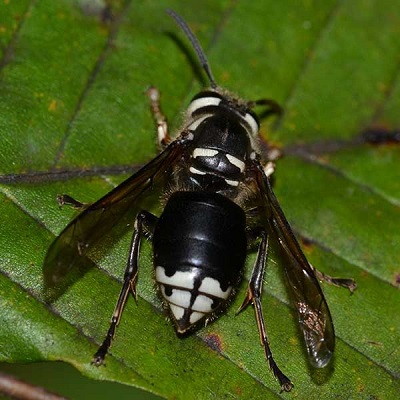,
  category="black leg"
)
[249,98,283,119]
[238,231,294,392]
[312,265,357,293]
[92,210,153,365]
[57,194,88,210]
